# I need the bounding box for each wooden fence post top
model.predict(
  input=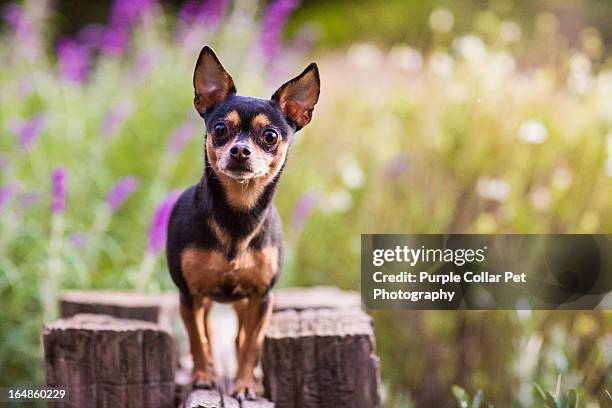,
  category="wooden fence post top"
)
[272,286,362,312]
[44,312,171,333]
[266,308,373,339]
[61,290,177,309]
